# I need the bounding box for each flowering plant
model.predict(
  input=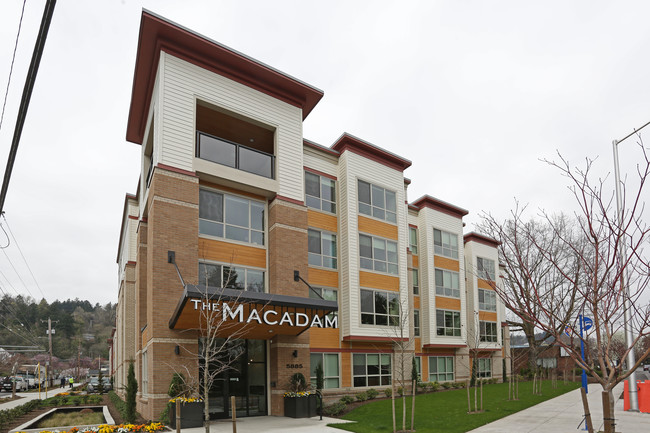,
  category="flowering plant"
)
[283,390,314,398]
[16,422,165,433]
[168,396,203,404]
